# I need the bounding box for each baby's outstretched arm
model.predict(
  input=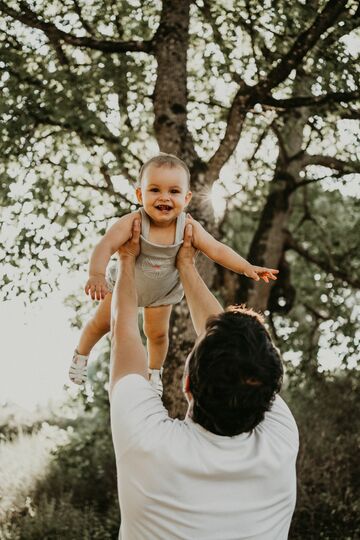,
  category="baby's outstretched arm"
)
[85,211,141,301]
[188,215,278,282]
